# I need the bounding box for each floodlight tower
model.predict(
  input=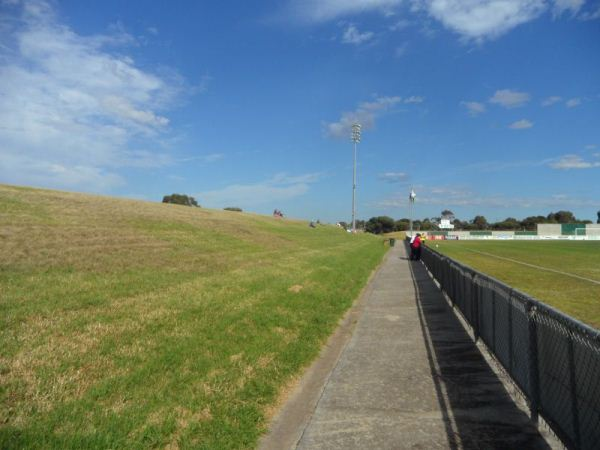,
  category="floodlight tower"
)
[351,123,361,233]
